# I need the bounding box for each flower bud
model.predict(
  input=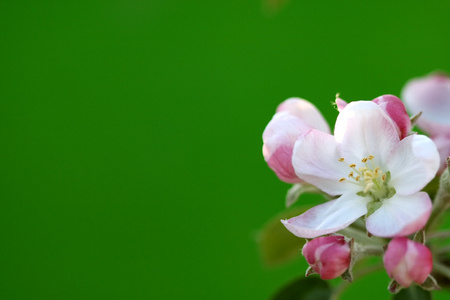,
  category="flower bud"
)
[402,73,450,136]
[262,98,329,183]
[402,73,450,173]
[383,237,433,288]
[302,235,351,280]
